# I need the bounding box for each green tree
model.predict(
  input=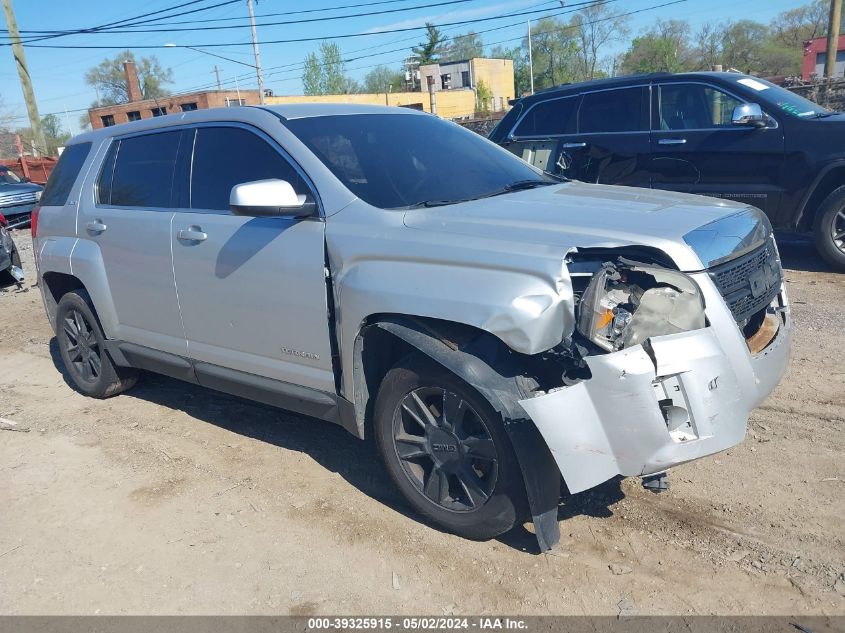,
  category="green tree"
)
[442,31,484,62]
[475,79,492,114]
[40,114,71,155]
[524,17,579,90]
[301,42,358,95]
[412,23,445,64]
[770,0,830,49]
[620,20,693,74]
[84,50,172,105]
[362,65,405,93]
